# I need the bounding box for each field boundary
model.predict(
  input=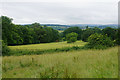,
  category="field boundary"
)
[6,46,87,56]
